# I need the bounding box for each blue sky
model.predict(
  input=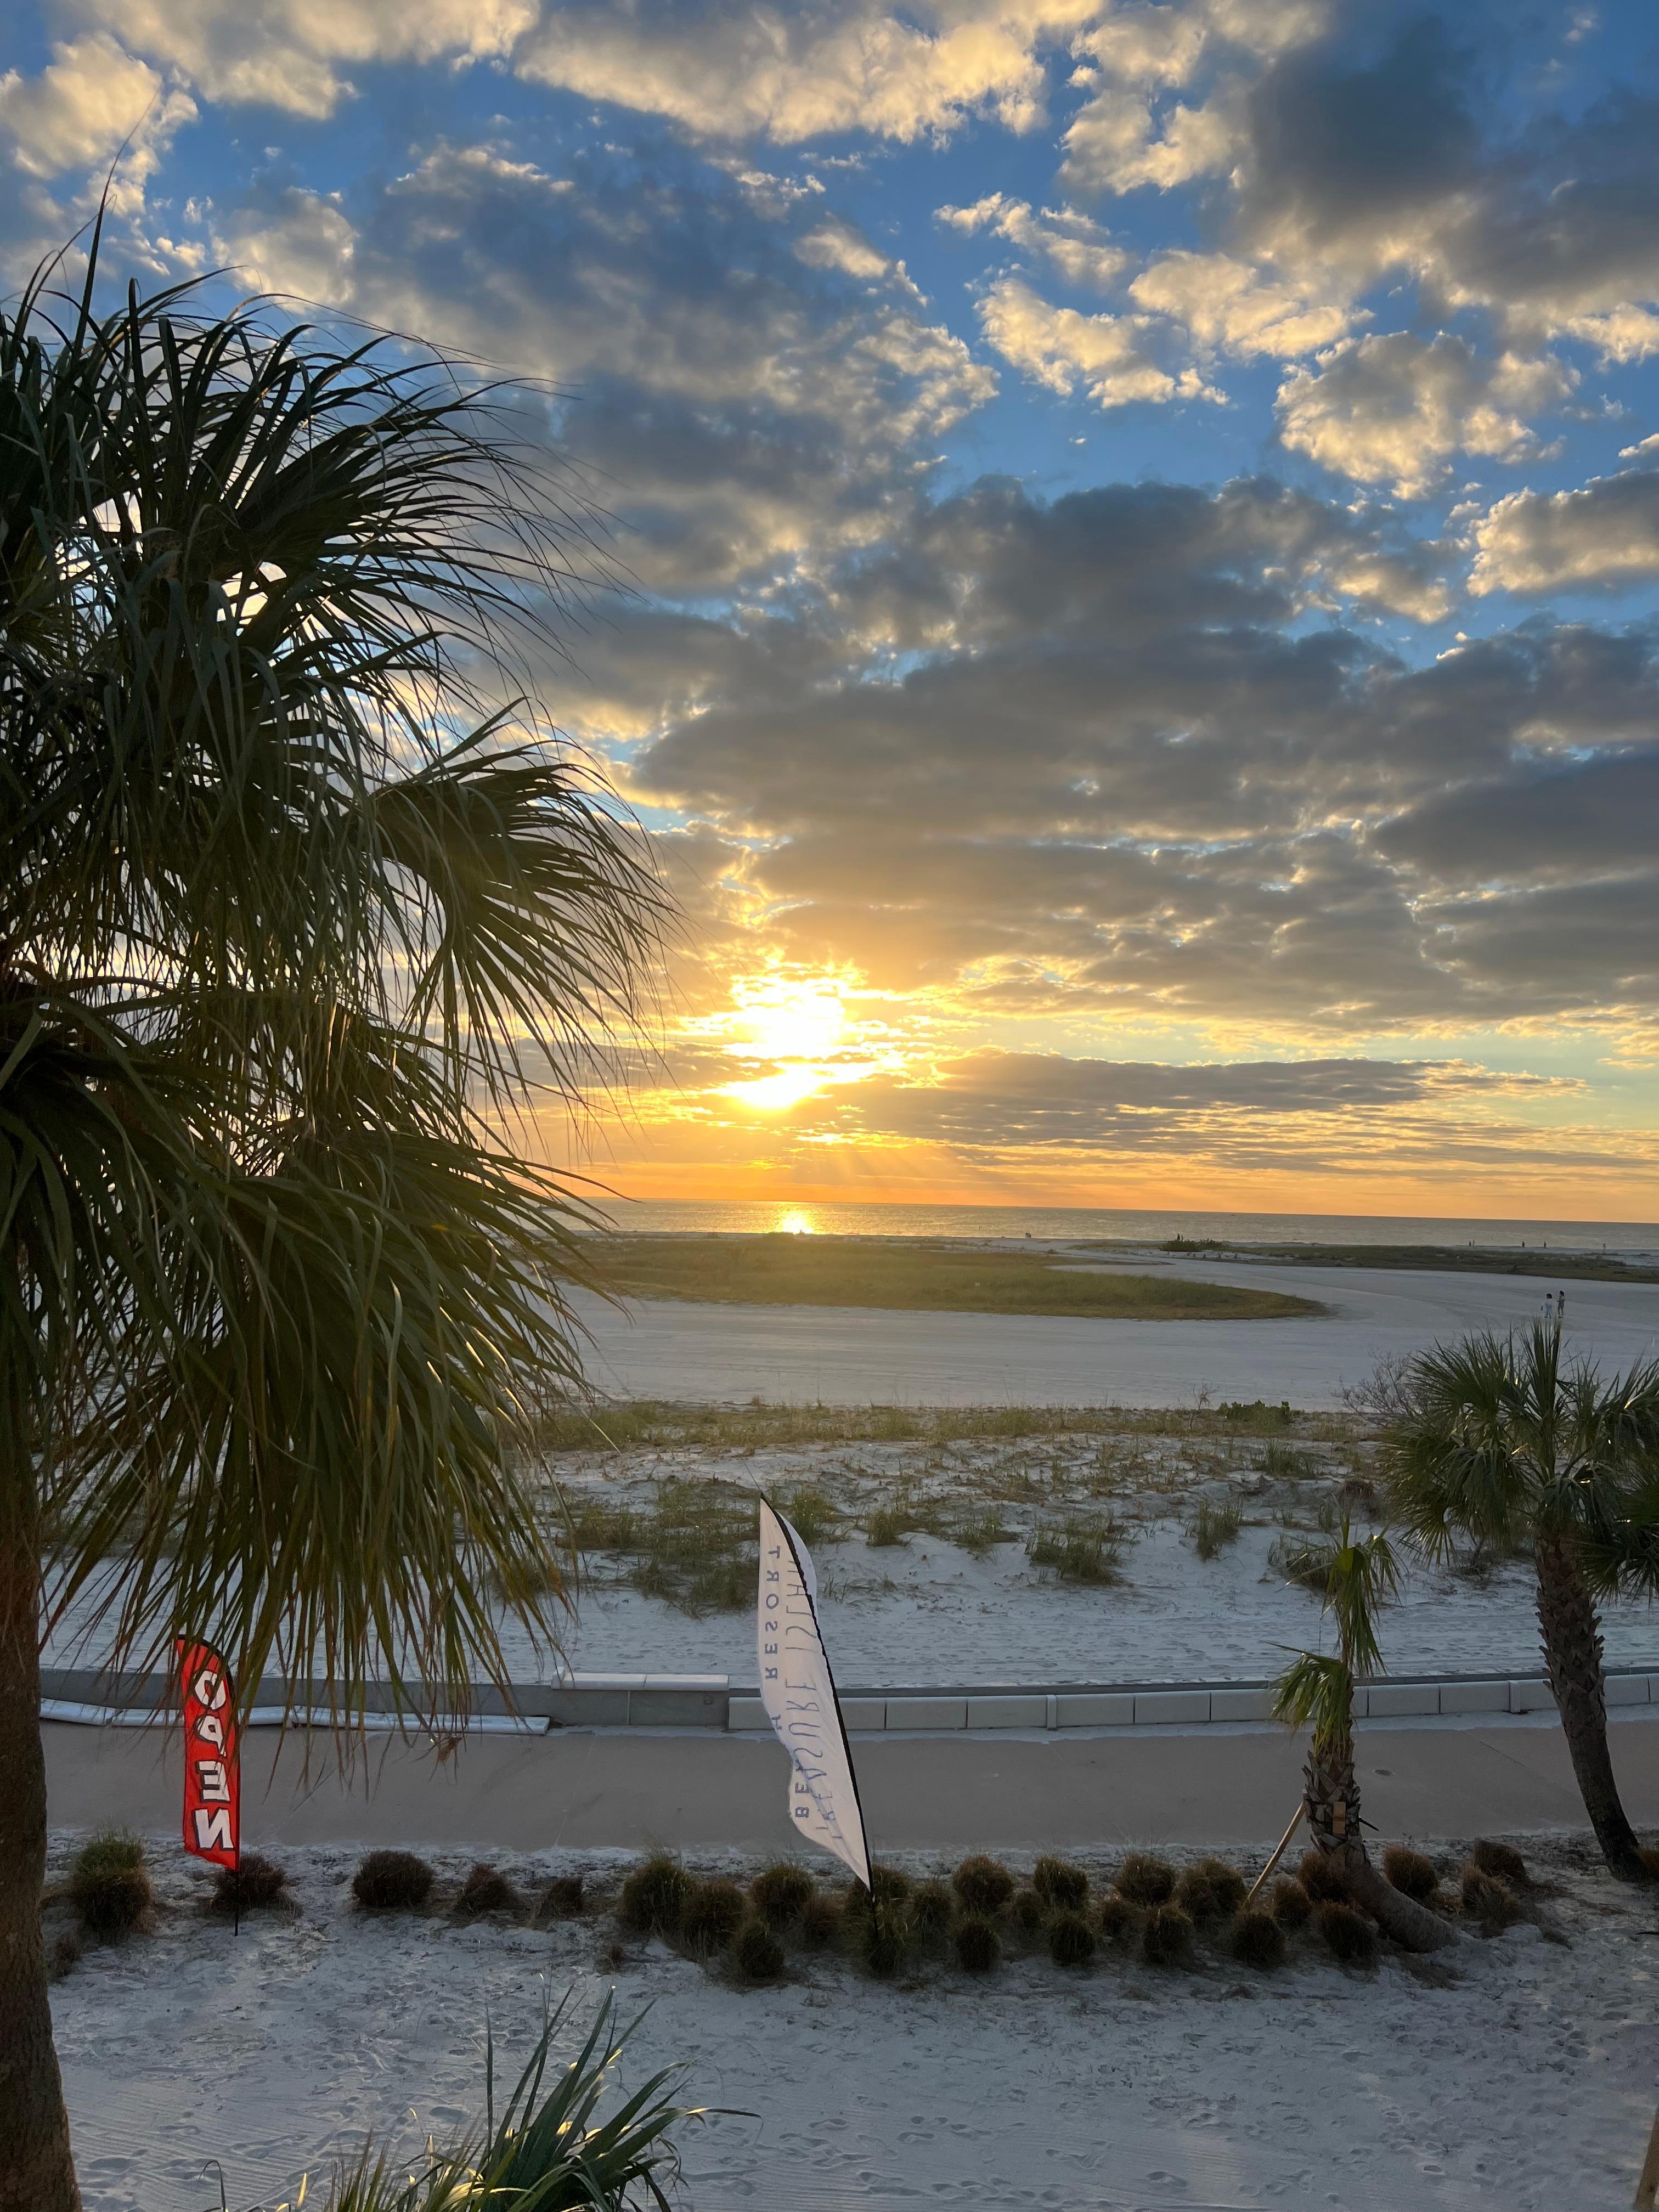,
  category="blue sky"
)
[7,0,1659,1217]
